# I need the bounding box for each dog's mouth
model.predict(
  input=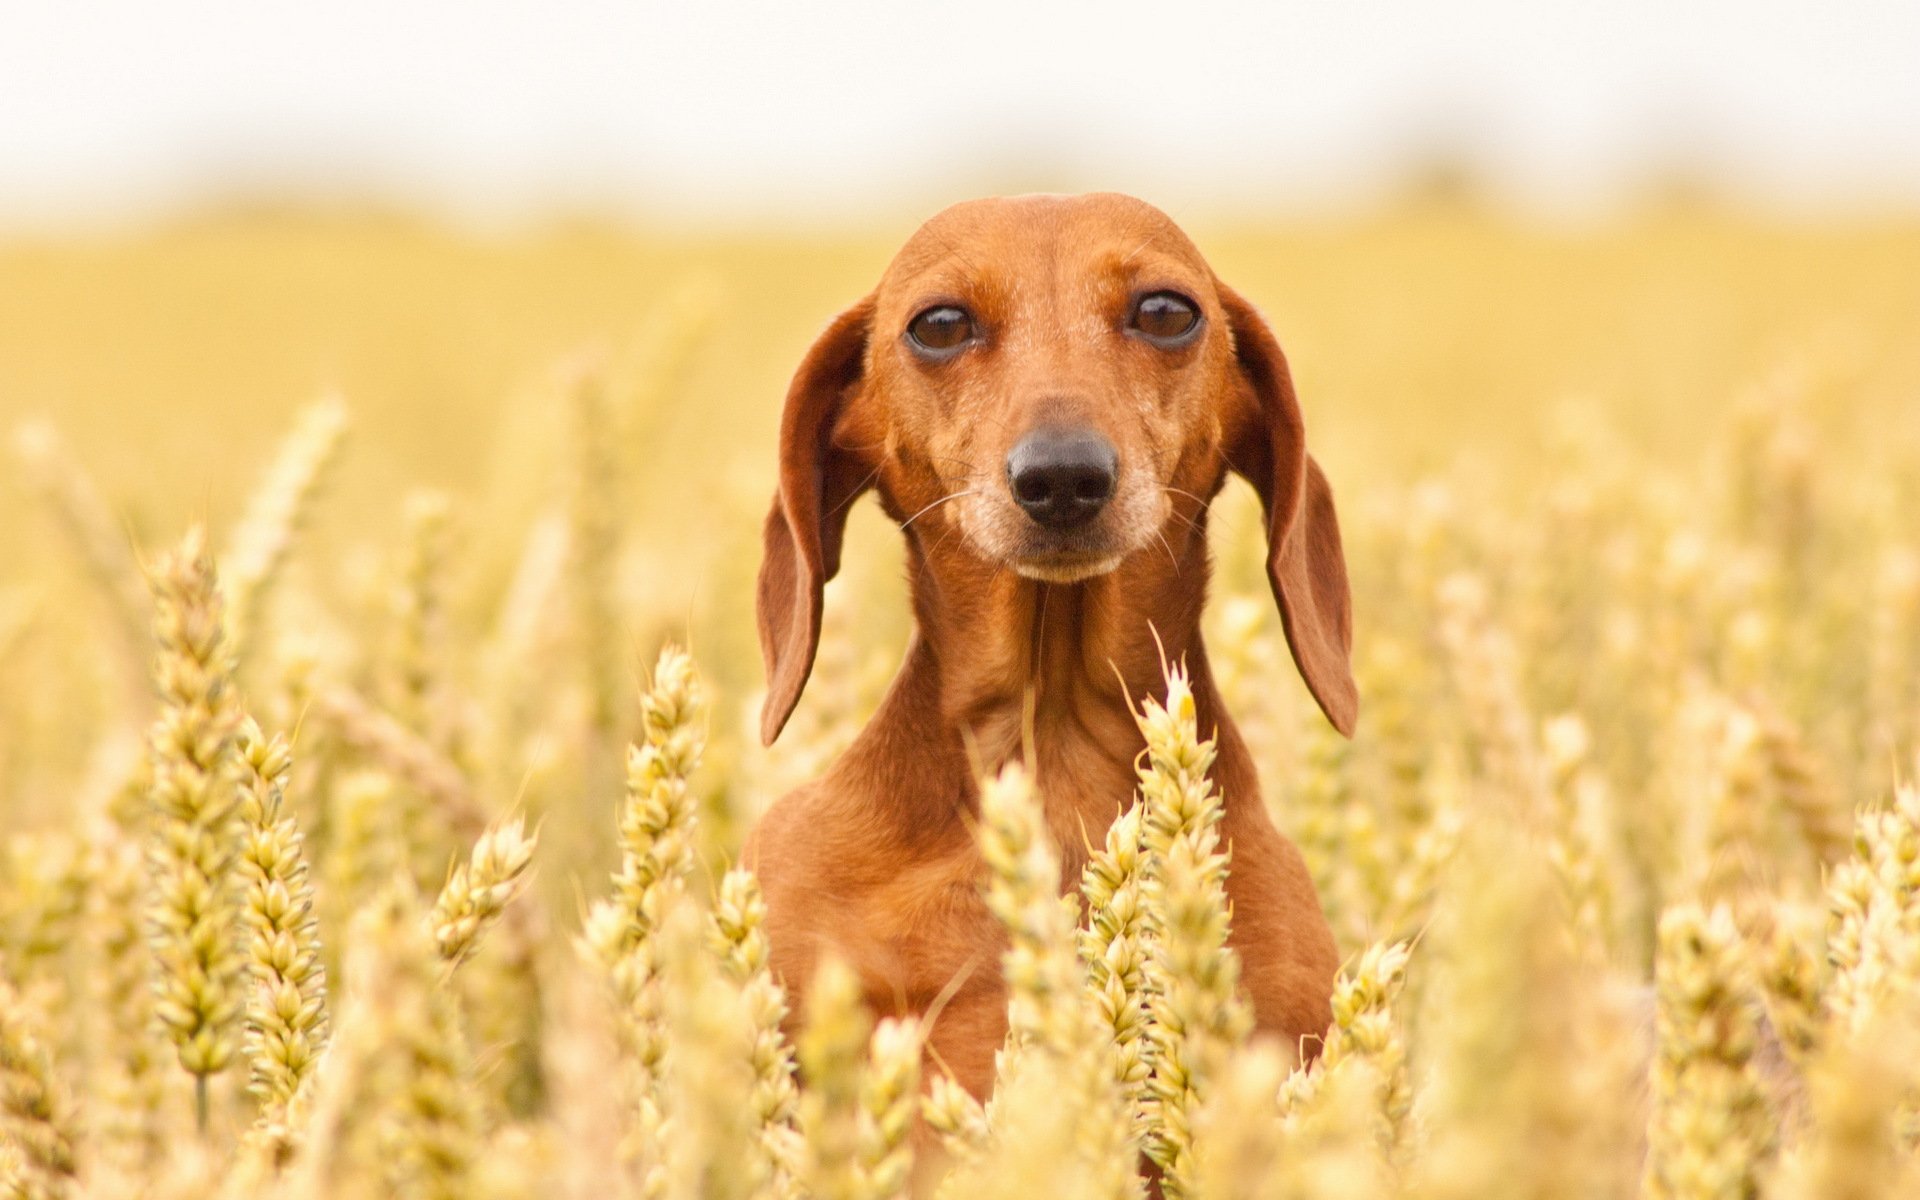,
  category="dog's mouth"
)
[951,476,1166,584]
[1002,519,1138,582]
[1011,548,1126,584]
